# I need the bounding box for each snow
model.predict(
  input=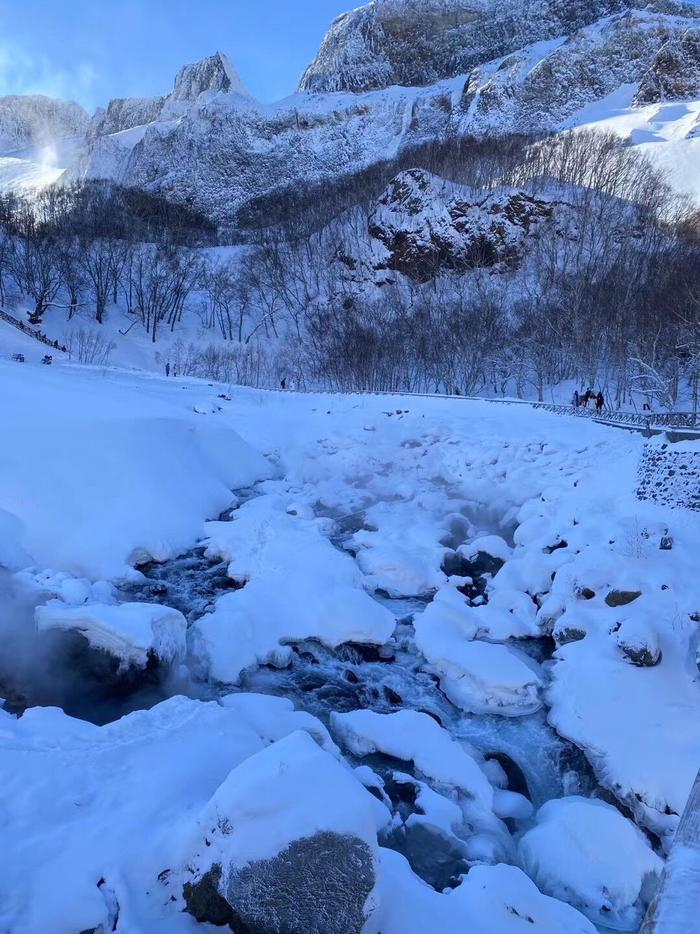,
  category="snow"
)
[376,850,596,933]
[422,639,543,717]
[35,600,187,668]
[190,493,396,684]
[567,87,700,203]
[331,708,494,809]
[1,357,700,929]
[518,796,662,929]
[189,729,385,872]
[0,693,346,933]
[0,357,271,578]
